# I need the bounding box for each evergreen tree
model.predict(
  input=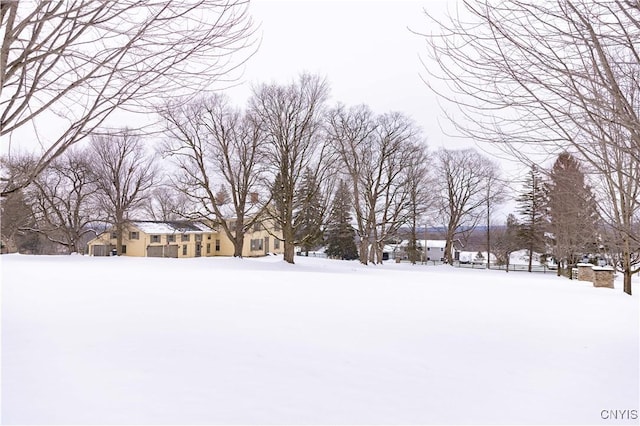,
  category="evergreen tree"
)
[546,152,599,277]
[293,168,325,255]
[516,165,548,272]
[325,180,358,260]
